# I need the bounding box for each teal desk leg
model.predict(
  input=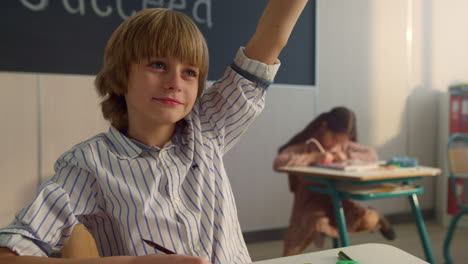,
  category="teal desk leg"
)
[443,211,465,264]
[328,182,349,247]
[408,194,435,264]
[332,238,339,248]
